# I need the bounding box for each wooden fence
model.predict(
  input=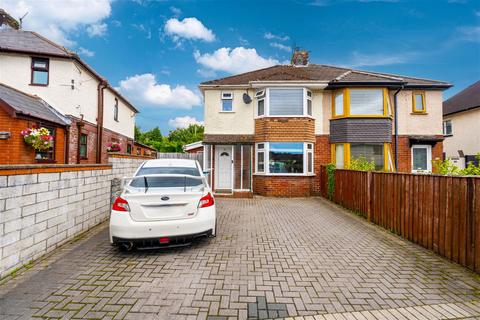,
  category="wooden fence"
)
[156,152,203,169]
[319,166,480,273]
